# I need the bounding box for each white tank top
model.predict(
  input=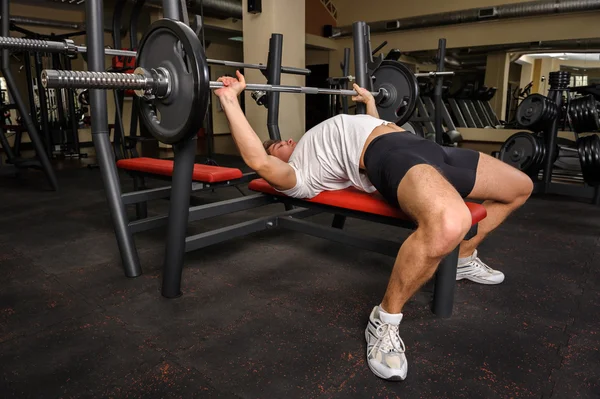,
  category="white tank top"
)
[277,114,393,199]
